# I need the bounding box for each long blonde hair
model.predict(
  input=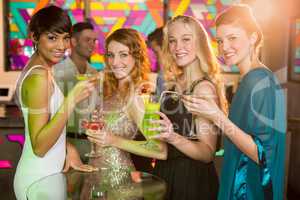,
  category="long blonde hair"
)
[162,15,228,115]
[103,28,150,98]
